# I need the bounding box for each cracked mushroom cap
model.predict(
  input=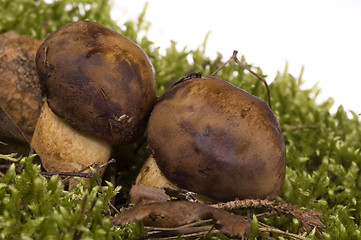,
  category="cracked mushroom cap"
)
[36,21,156,145]
[146,76,286,202]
